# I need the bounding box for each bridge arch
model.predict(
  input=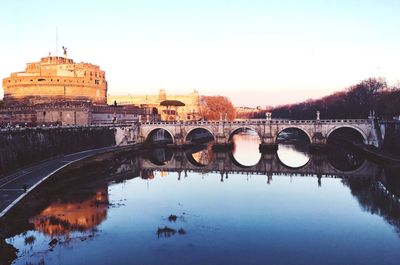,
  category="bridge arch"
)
[326,125,368,144]
[145,127,175,144]
[184,127,215,143]
[228,127,262,142]
[276,127,312,143]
